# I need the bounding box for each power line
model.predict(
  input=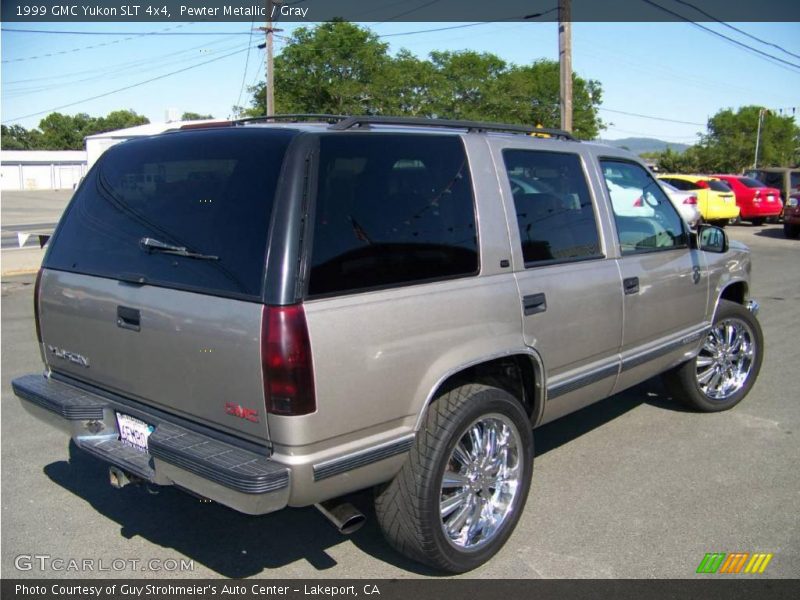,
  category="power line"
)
[2,28,253,35]
[640,0,800,73]
[235,21,257,110]
[3,45,256,124]
[599,107,706,126]
[1,24,202,63]
[669,0,800,61]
